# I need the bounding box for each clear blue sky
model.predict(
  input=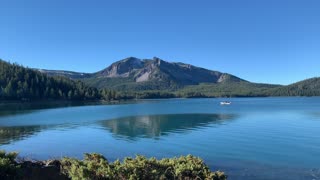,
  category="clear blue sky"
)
[0,0,319,85]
